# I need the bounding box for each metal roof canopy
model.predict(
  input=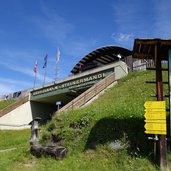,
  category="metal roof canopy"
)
[133,38,171,61]
[71,46,132,74]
